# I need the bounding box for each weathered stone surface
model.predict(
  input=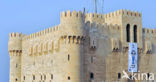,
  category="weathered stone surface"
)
[8,10,156,82]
